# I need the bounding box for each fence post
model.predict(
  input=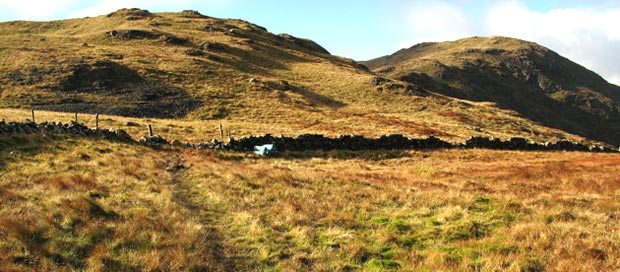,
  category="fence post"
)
[74,112,78,123]
[95,113,99,131]
[219,123,224,149]
[148,124,153,137]
[31,109,35,123]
